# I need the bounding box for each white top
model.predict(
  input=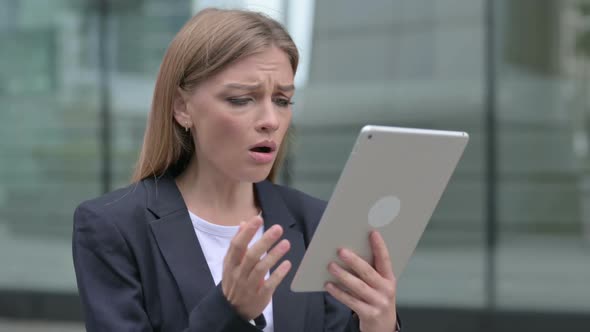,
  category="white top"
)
[189,211,274,332]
